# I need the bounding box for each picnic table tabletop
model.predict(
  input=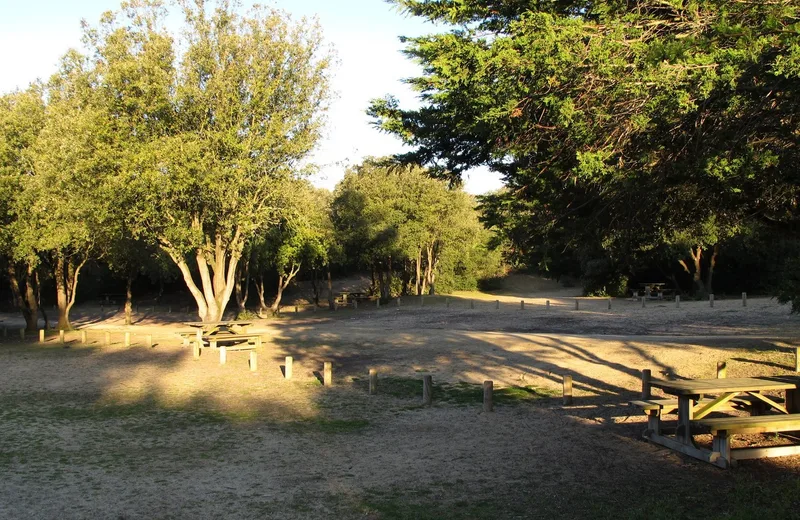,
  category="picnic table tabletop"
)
[651,376,800,396]
[183,320,252,328]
